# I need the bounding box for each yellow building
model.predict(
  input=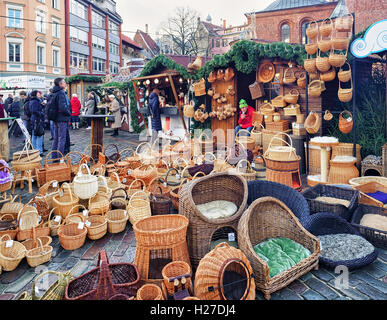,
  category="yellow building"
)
[0,0,66,93]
